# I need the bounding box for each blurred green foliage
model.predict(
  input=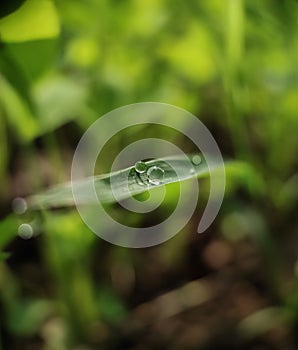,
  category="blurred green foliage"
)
[0,0,298,349]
